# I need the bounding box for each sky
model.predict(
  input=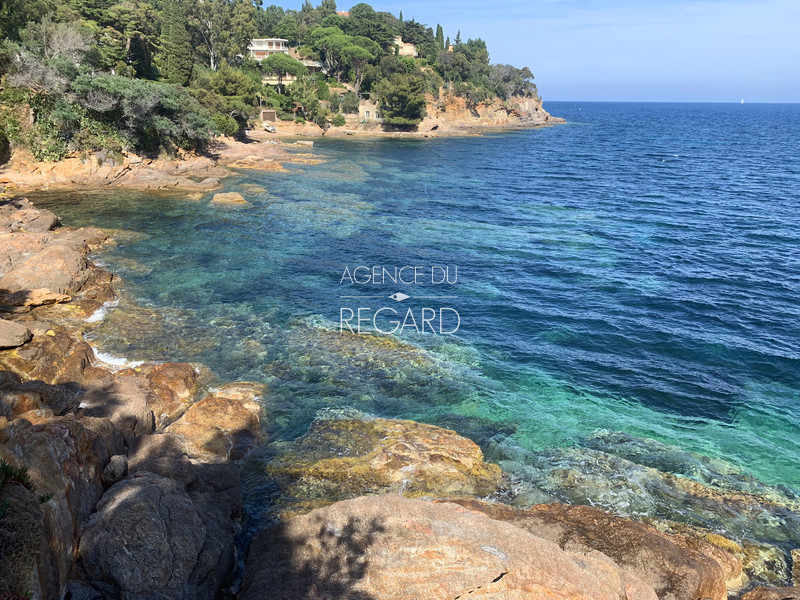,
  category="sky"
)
[293,0,800,102]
